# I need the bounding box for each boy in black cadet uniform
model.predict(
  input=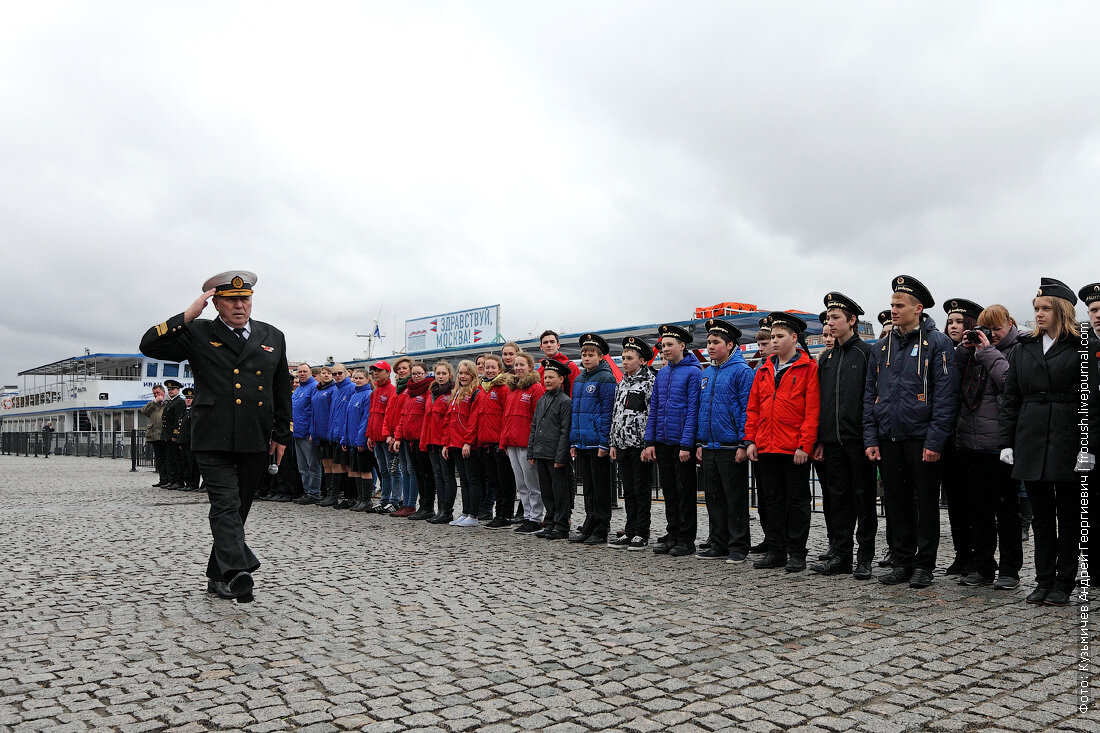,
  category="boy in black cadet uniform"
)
[161,380,186,488]
[178,387,201,491]
[749,315,774,553]
[529,359,573,539]
[812,292,877,580]
[568,334,618,545]
[608,336,656,550]
[864,275,959,589]
[876,310,893,340]
[814,311,836,564]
